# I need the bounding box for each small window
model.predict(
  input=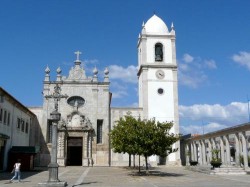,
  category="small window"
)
[7,112,10,126]
[155,43,163,61]
[0,108,3,122]
[157,88,164,95]
[25,122,29,133]
[21,119,25,132]
[3,110,7,124]
[17,118,21,129]
[67,96,85,107]
[97,119,103,144]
